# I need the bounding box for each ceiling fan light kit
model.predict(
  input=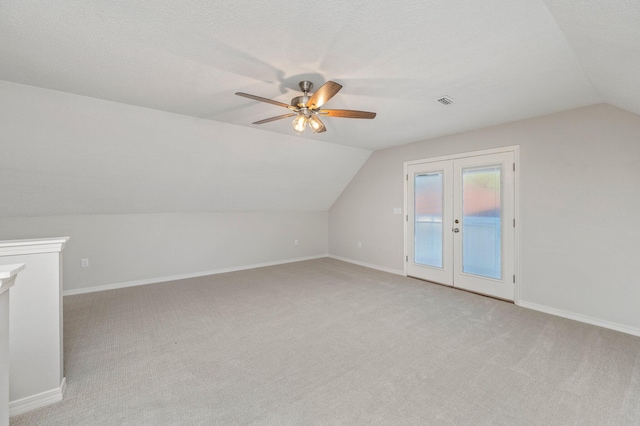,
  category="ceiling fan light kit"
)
[292,114,308,133]
[307,114,326,133]
[236,80,376,135]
